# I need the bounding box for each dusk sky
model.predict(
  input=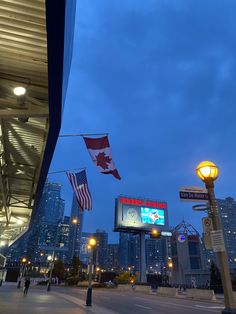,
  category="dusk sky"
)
[49,0,236,243]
